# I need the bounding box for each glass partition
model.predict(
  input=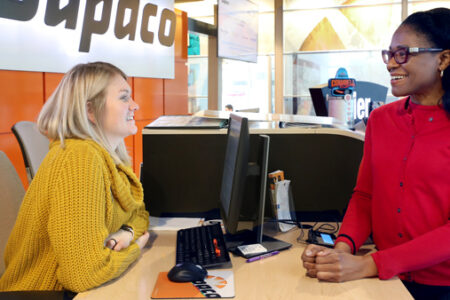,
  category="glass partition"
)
[179,0,450,115]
